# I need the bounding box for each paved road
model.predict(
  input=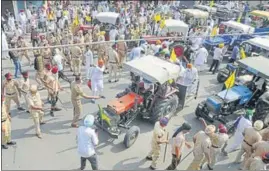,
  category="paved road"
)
[2,46,243,170]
